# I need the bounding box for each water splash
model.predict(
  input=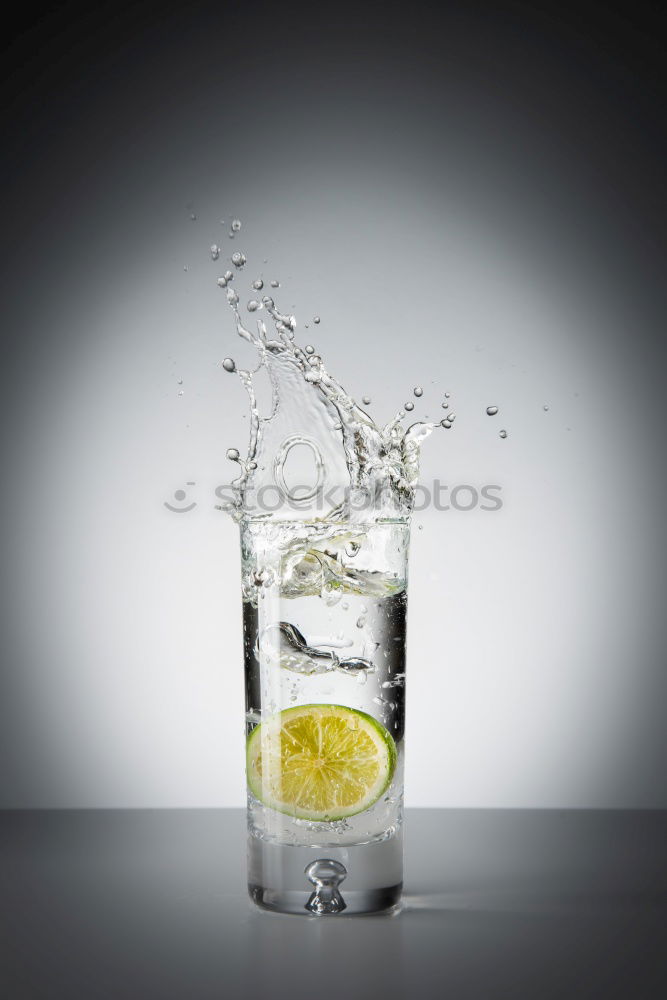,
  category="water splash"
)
[219,234,440,521]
